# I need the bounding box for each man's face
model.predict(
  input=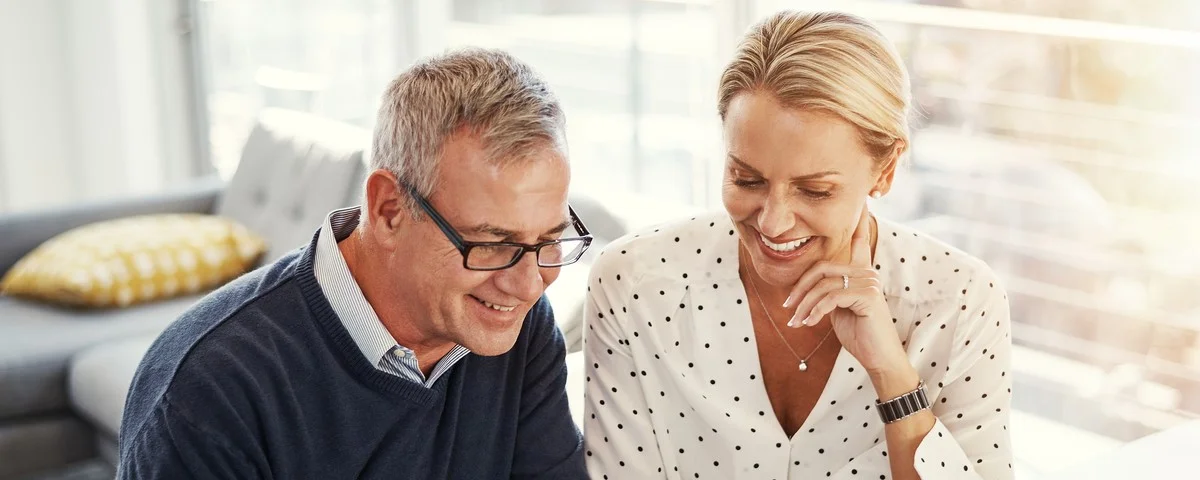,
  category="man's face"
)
[391,134,571,356]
